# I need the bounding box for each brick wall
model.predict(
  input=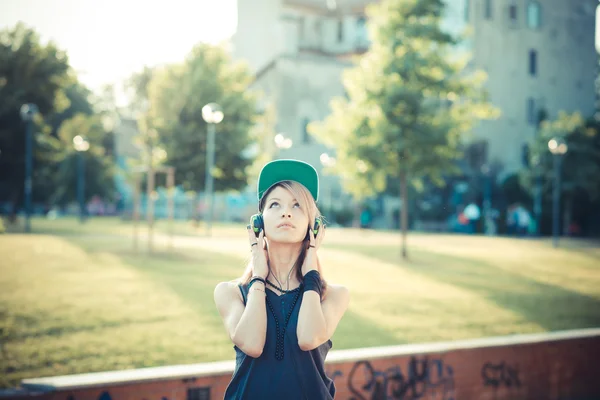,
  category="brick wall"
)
[3,328,599,400]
